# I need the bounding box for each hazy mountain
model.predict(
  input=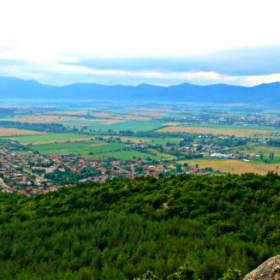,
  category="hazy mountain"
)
[1,76,280,105]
